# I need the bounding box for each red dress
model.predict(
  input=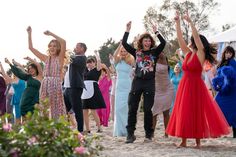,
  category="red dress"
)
[166,52,230,138]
